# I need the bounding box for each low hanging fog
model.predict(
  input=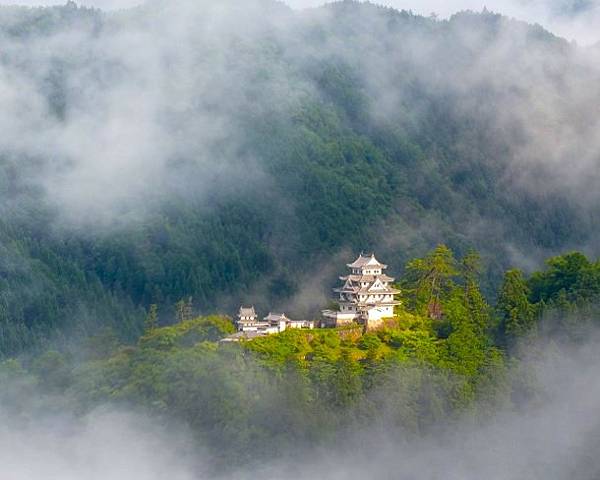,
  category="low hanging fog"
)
[0,0,599,254]
[0,0,600,218]
[1,332,598,479]
[0,410,201,480]
[3,0,600,44]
